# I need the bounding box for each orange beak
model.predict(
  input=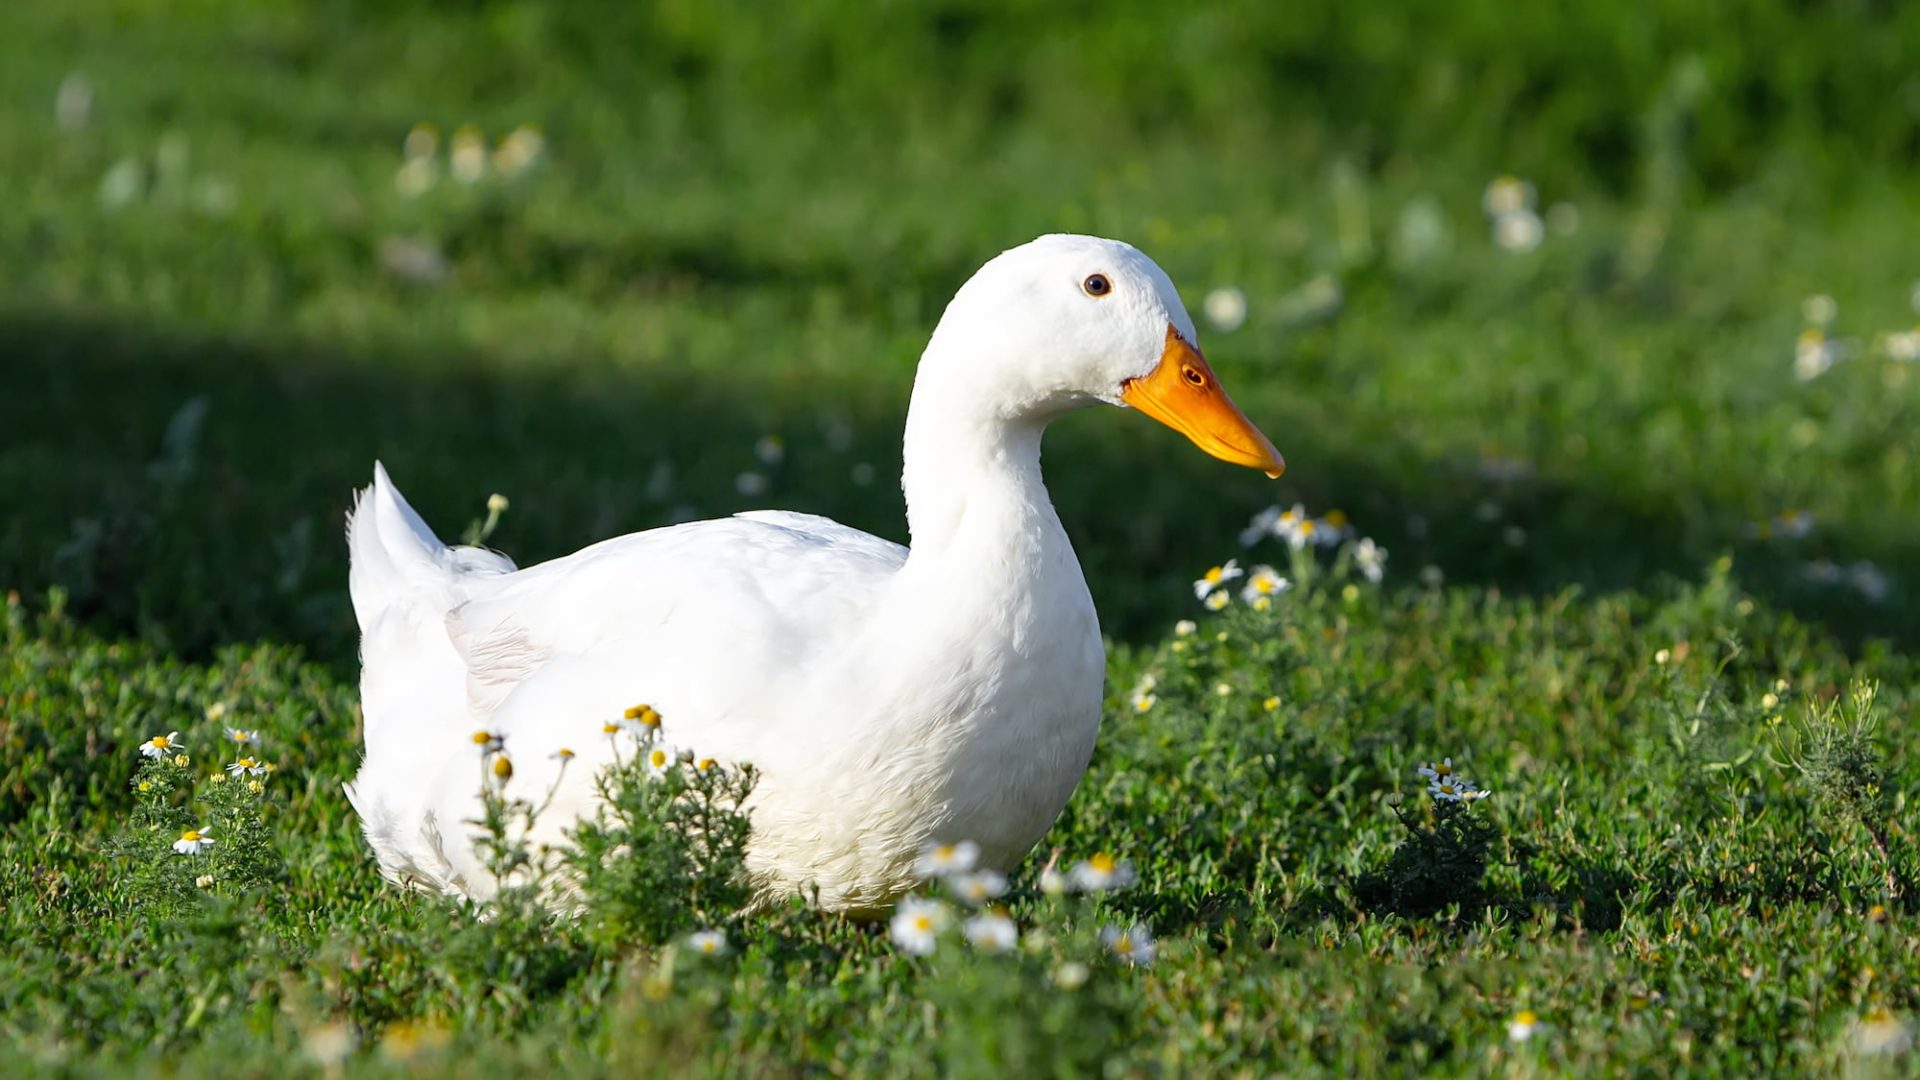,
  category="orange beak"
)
[1121,325,1285,478]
